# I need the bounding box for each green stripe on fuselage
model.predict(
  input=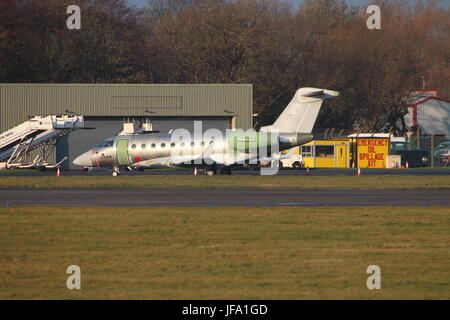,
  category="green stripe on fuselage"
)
[228,131,277,154]
[117,139,130,165]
